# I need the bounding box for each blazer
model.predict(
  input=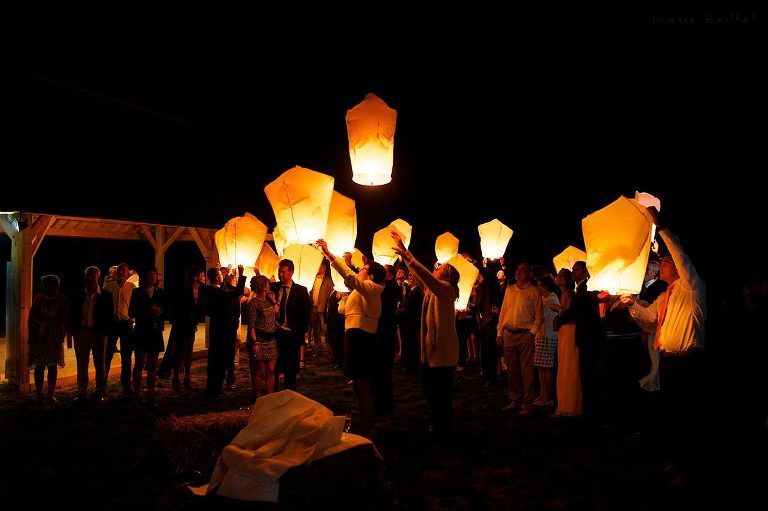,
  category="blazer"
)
[69,288,114,335]
[271,281,311,335]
